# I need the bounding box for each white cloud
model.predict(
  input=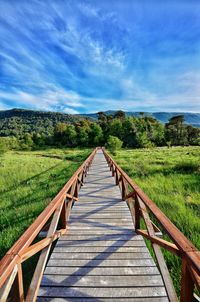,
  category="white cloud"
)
[78,2,100,18]
[0,102,10,110]
[62,107,79,114]
[0,87,84,112]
